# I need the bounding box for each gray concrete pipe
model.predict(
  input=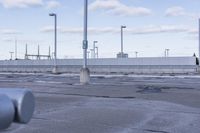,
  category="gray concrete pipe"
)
[0,89,35,123]
[0,94,15,130]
